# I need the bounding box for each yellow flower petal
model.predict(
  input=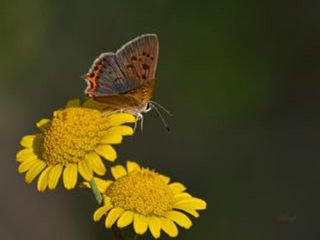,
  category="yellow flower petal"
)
[36,119,50,131]
[106,113,136,126]
[100,134,123,144]
[85,152,106,176]
[20,135,36,148]
[95,144,117,162]
[165,211,192,229]
[25,160,46,184]
[133,214,148,235]
[173,193,192,203]
[48,164,63,189]
[174,198,207,210]
[81,182,90,188]
[63,163,78,190]
[65,98,80,108]
[93,177,113,193]
[18,158,39,173]
[126,161,140,173]
[169,182,186,194]
[160,218,178,237]
[117,211,134,228]
[80,178,113,193]
[95,178,113,193]
[78,159,93,181]
[159,174,170,184]
[148,217,161,239]
[111,165,127,179]
[105,208,124,228]
[105,126,134,136]
[16,149,37,163]
[93,205,113,222]
[173,207,199,218]
[37,166,52,192]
